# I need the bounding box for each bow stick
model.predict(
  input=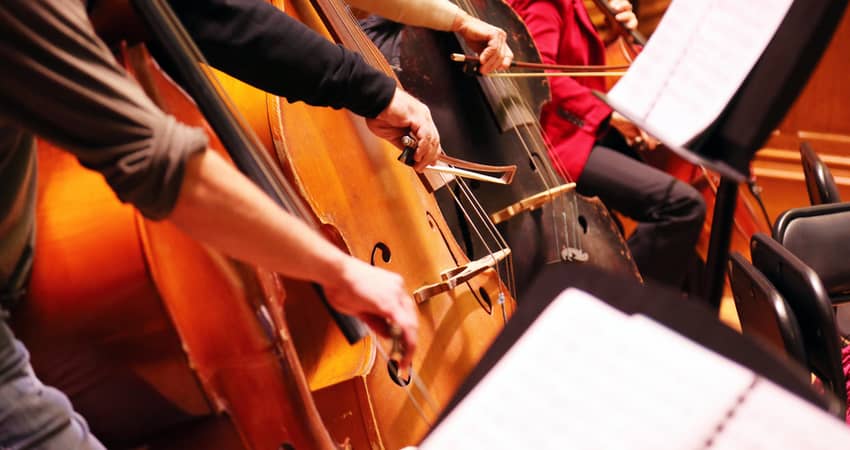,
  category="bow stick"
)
[484,71,627,78]
[451,53,629,72]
